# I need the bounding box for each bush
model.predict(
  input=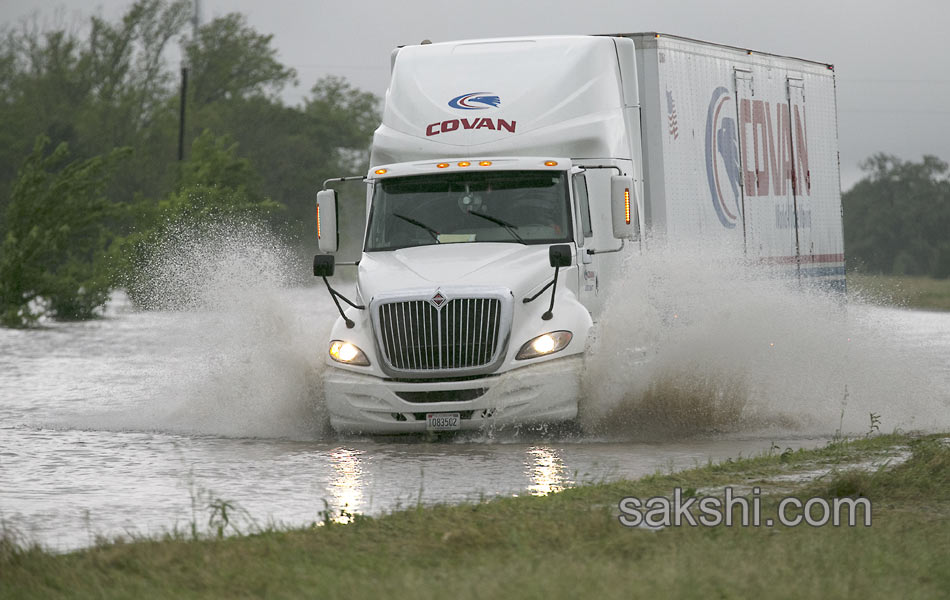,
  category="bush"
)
[0,136,128,327]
